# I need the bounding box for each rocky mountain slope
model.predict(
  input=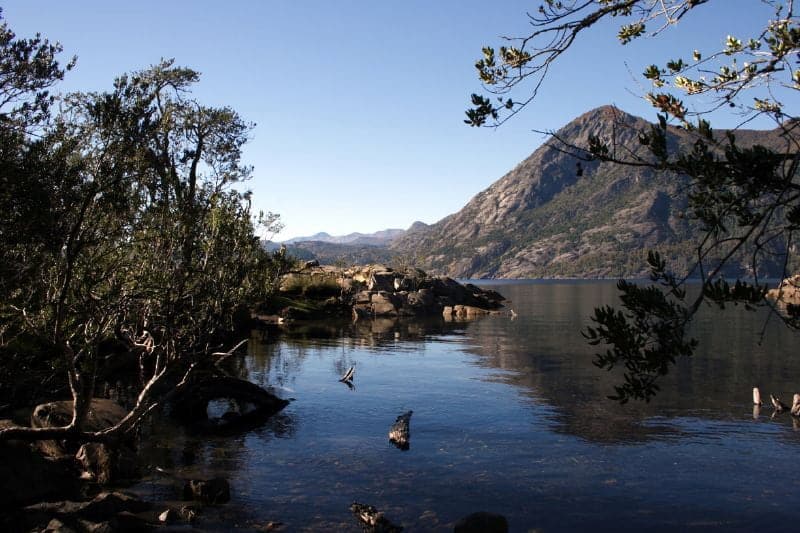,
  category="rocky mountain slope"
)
[390,105,790,279]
